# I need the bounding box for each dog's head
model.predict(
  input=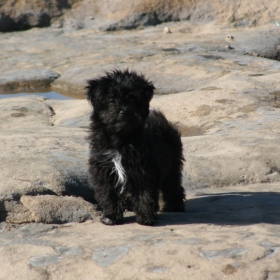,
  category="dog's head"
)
[86,69,155,137]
